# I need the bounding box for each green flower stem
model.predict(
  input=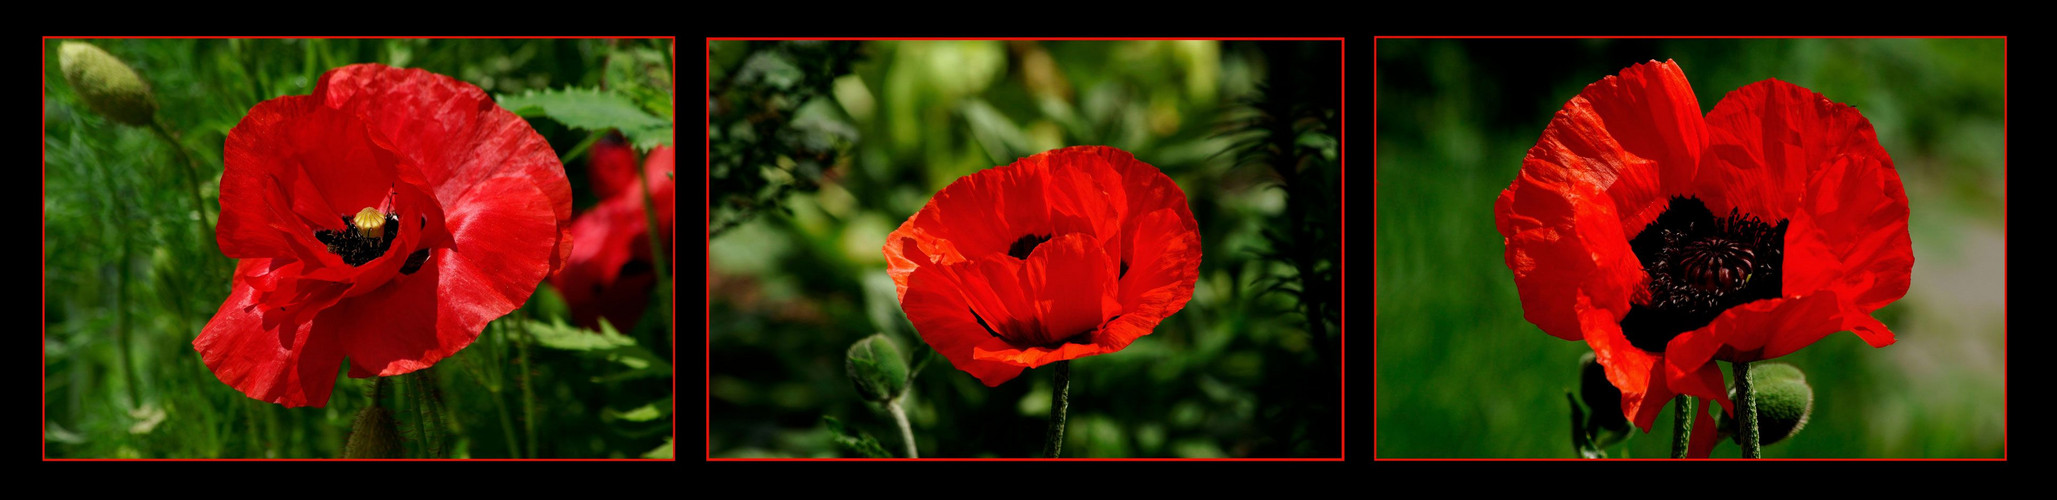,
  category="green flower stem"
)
[888,398,918,458]
[635,149,675,349]
[1734,361,1761,458]
[147,120,215,235]
[1671,395,1694,458]
[1042,361,1070,458]
[410,368,446,458]
[514,312,539,458]
[559,131,606,165]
